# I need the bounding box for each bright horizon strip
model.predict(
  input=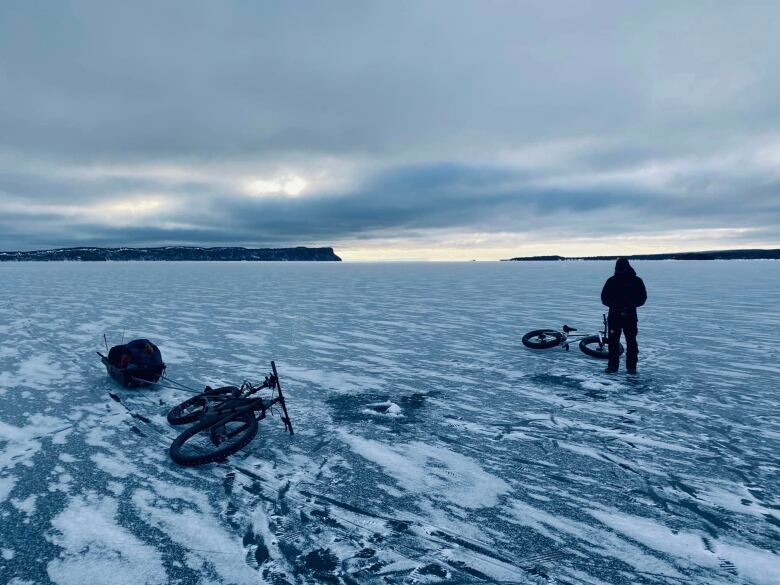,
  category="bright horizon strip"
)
[336,232,780,261]
[4,240,778,261]
[2,228,777,260]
